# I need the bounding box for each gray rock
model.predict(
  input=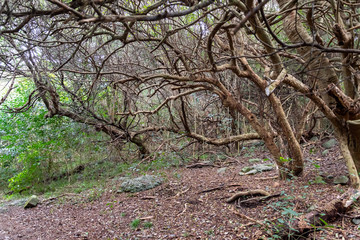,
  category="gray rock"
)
[352,218,360,225]
[309,136,319,142]
[308,204,317,212]
[6,198,27,207]
[0,207,7,213]
[24,195,39,209]
[112,177,129,182]
[217,167,227,174]
[120,175,163,193]
[248,158,261,163]
[239,164,274,175]
[322,139,337,149]
[241,166,253,173]
[321,150,329,156]
[333,175,349,185]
